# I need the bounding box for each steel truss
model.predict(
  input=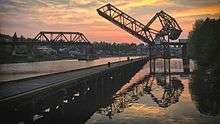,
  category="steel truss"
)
[97,4,189,75]
[34,31,90,43]
[97,4,182,44]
